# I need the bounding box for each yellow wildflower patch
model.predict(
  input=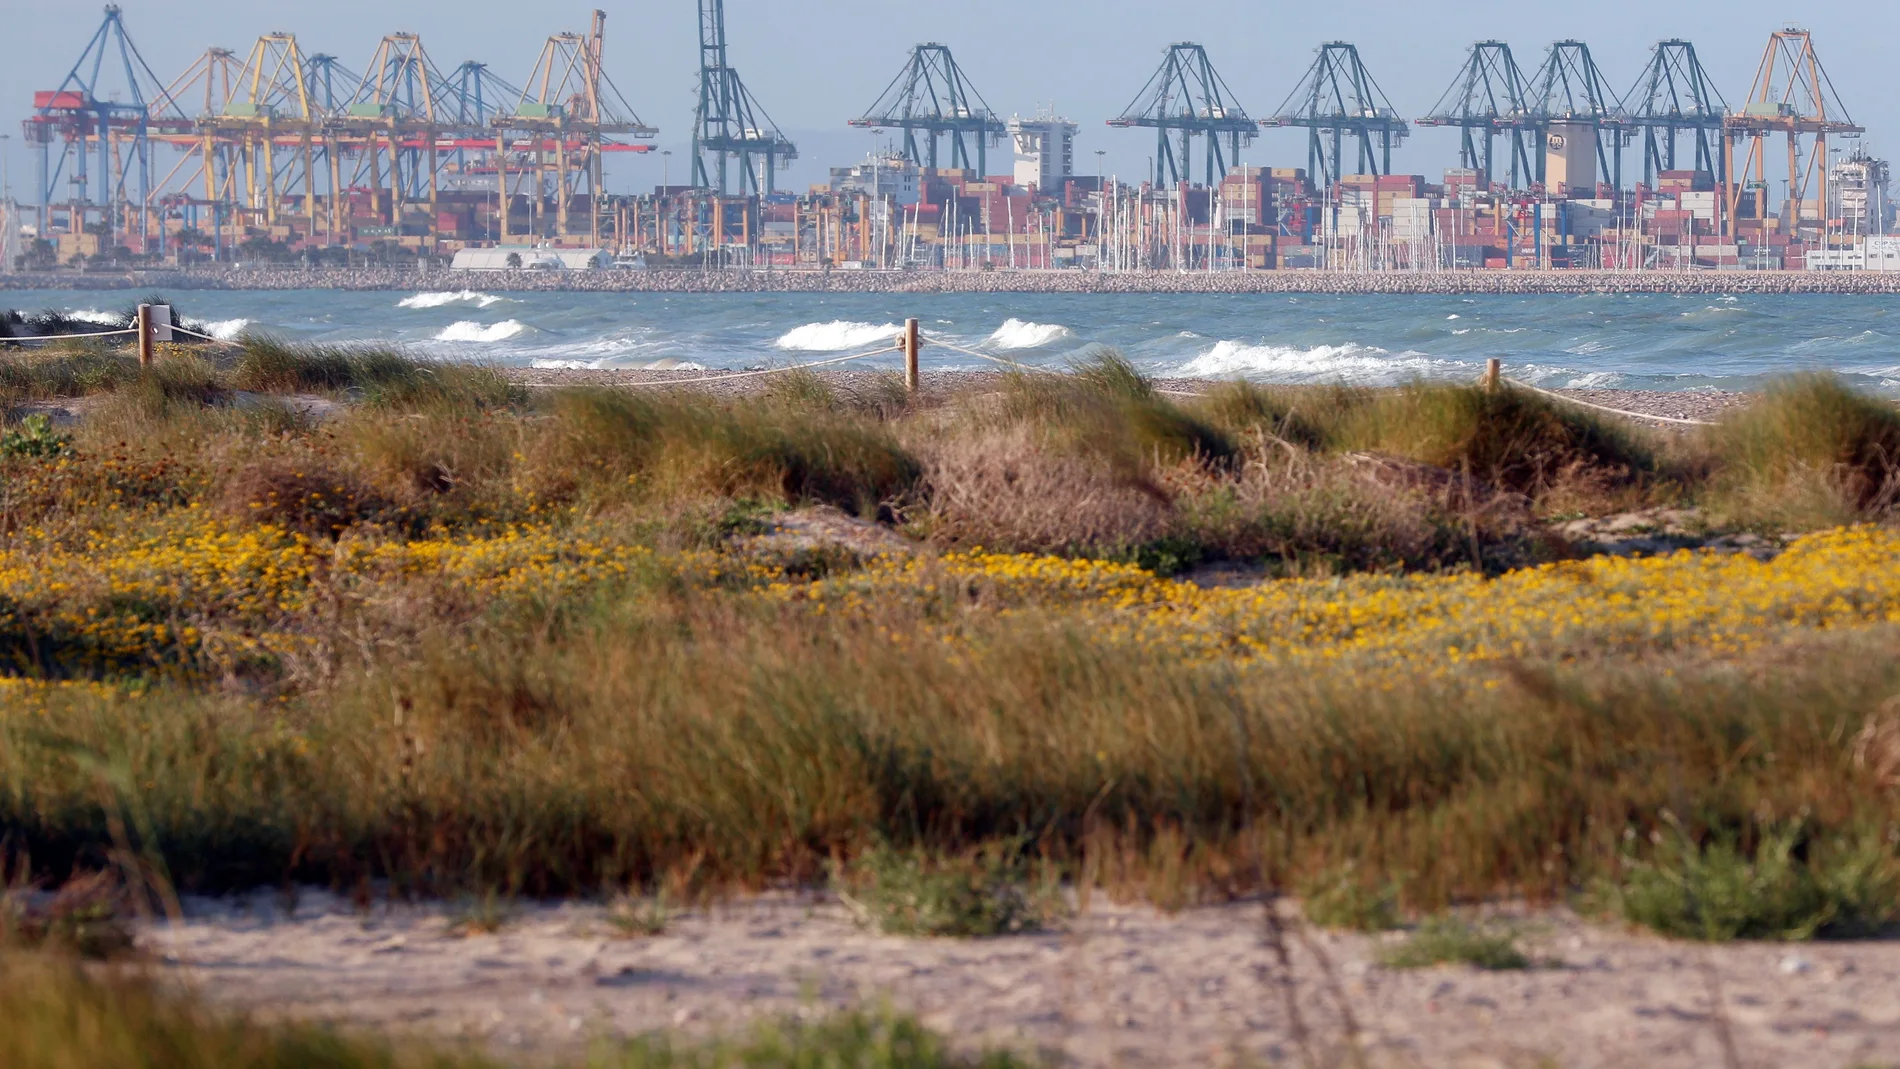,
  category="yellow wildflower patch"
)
[772,526,1900,671]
